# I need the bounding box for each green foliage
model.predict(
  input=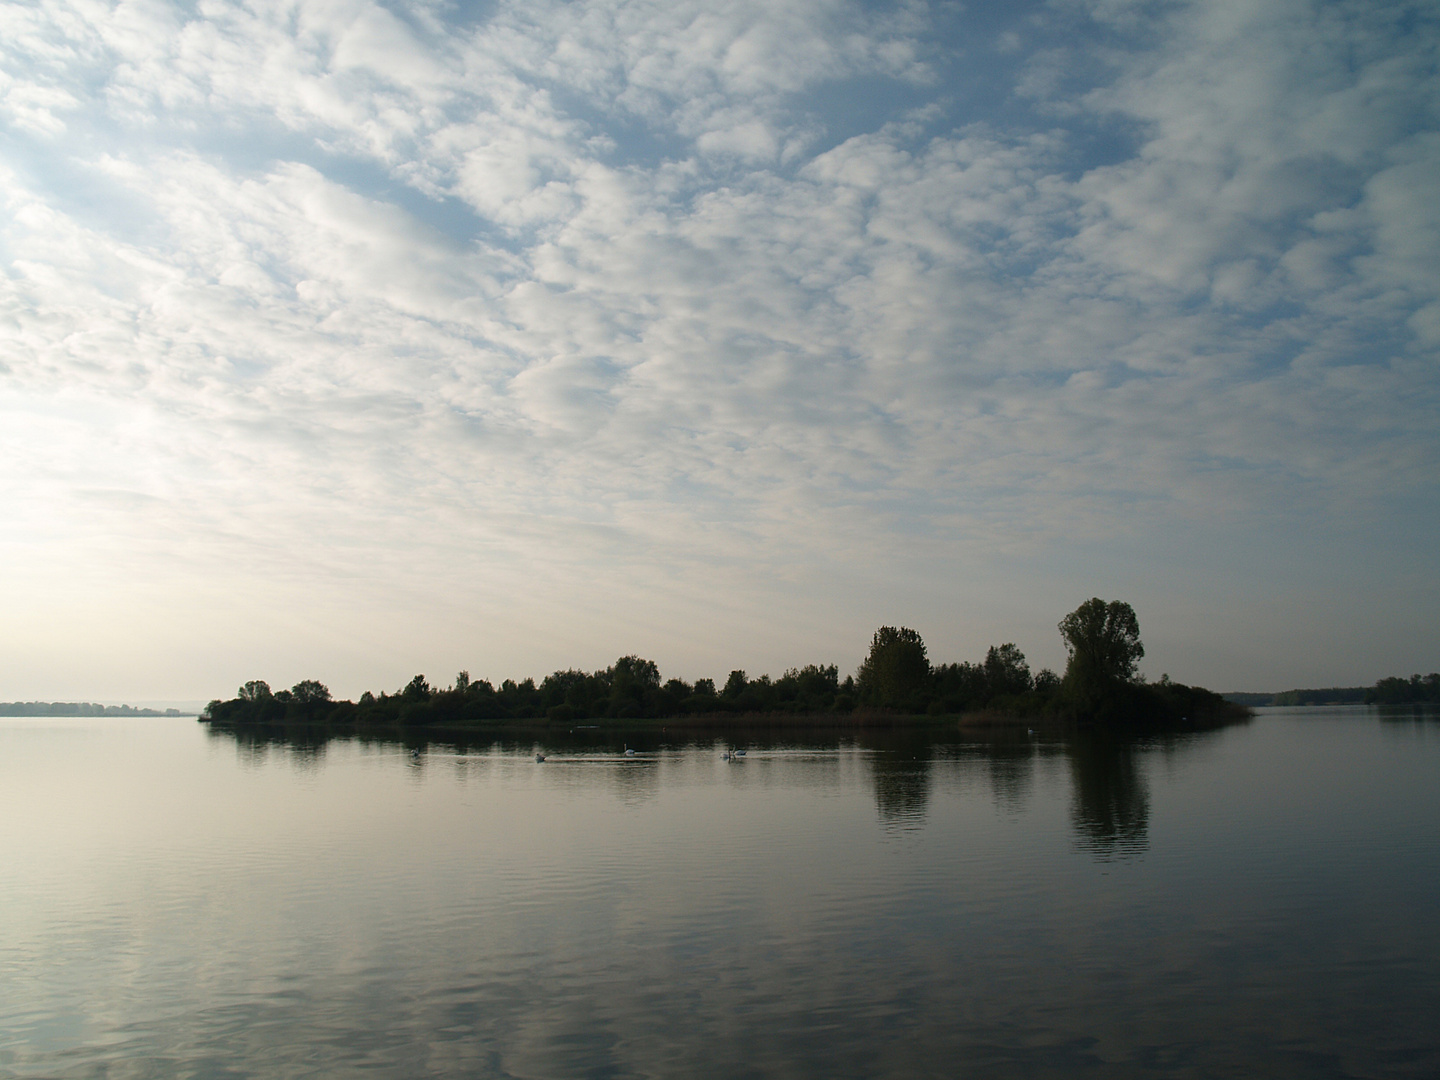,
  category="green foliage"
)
[932,661,986,712]
[2,701,186,717]
[1221,691,1274,706]
[1059,599,1144,683]
[1366,673,1440,704]
[722,670,748,700]
[609,655,660,717]
[984,644,1033,697]
[778,664,840,710]
[199,603,1244,730]
[1145,679,1238,722]
[612,656,660,689]
[238,680,271,701]
[1271,686,1367,705]
[1261,675,1439,707]
[857,626,930,707]
[1058,599,1145,721]
[291,680,331,704]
